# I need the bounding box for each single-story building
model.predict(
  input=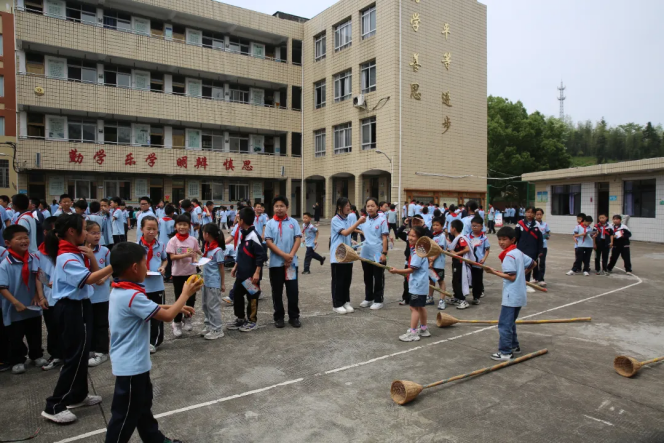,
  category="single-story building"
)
[522,158,664,243]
